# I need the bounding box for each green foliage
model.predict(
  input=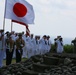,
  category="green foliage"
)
[51,44,74,53]
[51,44,56,53]
[64,44,74,53]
